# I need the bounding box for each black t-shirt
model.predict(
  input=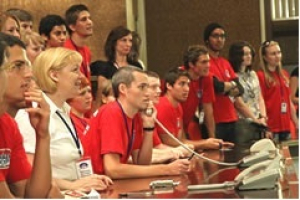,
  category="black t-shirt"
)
[90,60,143,79]
[291,67,299,98]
